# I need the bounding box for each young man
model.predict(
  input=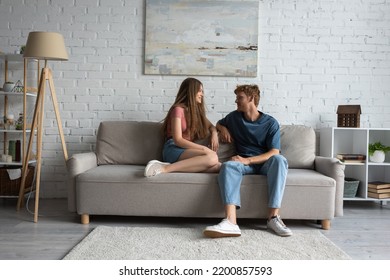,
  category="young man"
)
[203,84,292,237]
